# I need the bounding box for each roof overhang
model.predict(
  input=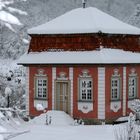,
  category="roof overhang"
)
[18,48,140,65]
